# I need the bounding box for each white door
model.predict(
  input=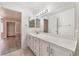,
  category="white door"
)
[40,40,50,56]
[34,37,40,56]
